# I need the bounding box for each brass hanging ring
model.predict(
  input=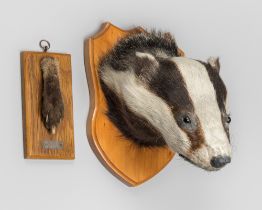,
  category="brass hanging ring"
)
[39,40,50,52]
